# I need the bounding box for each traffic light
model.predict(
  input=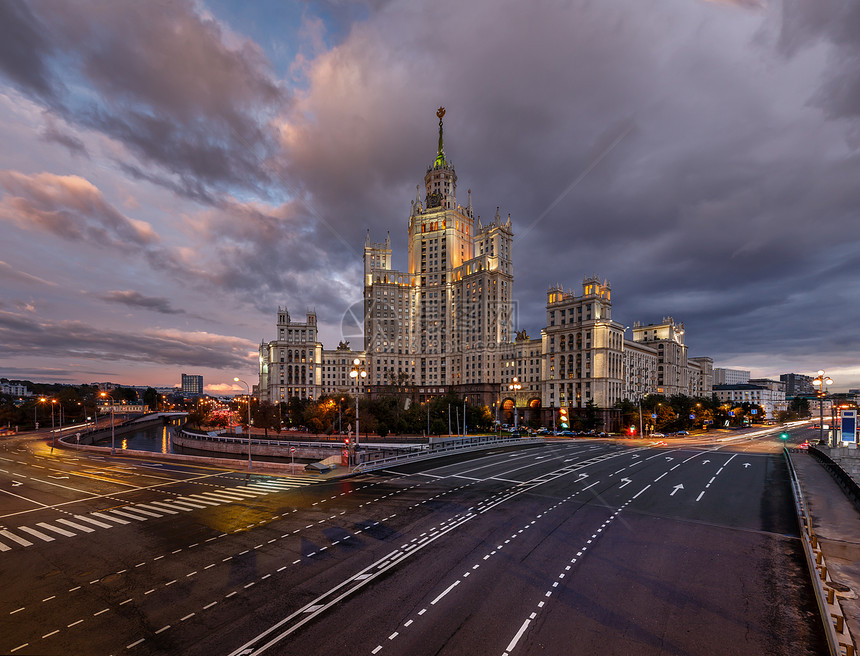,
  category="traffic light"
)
[344,436,350,446]
[779,432,789,440]
[559,407,569,429]
[628,425,637,436]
